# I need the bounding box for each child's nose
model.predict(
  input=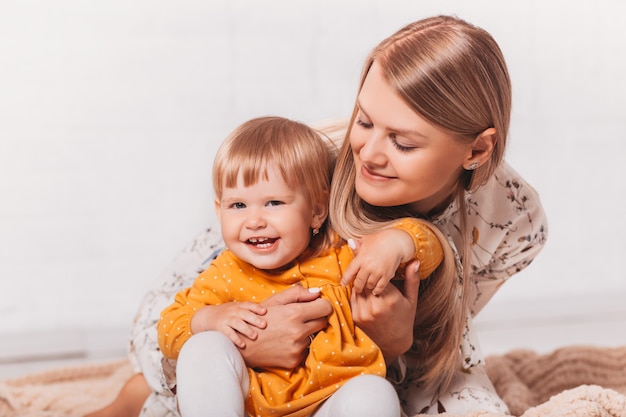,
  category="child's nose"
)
[245,208,267,229]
